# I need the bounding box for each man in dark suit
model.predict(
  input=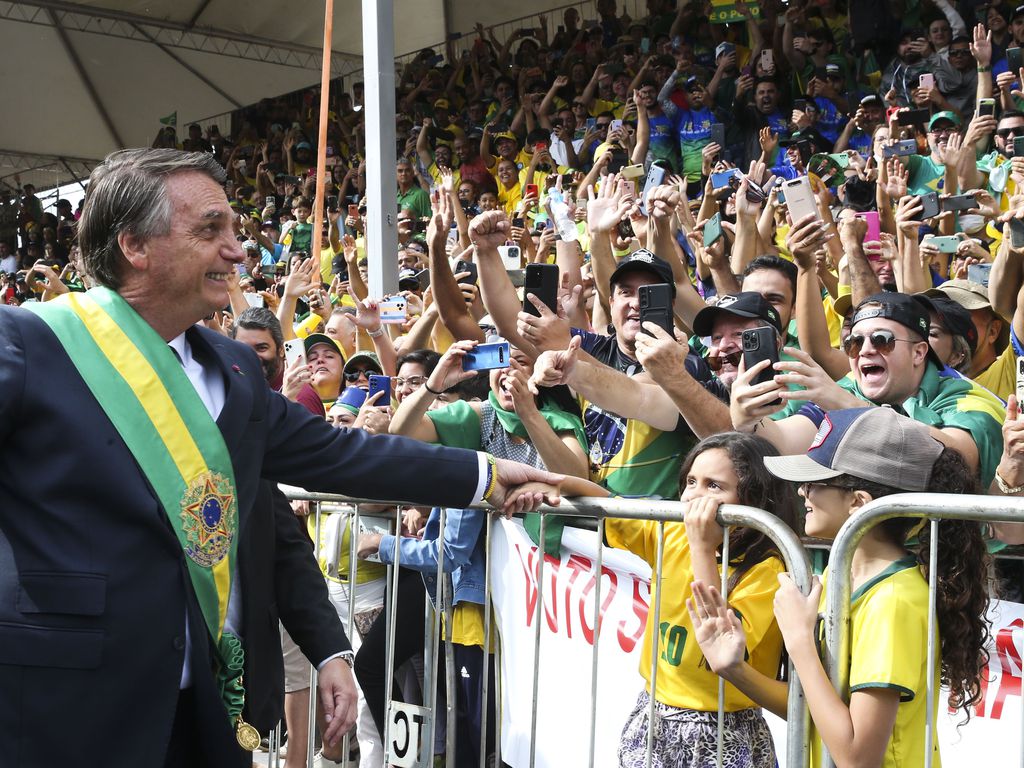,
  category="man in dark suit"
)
[0,148,561,767]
